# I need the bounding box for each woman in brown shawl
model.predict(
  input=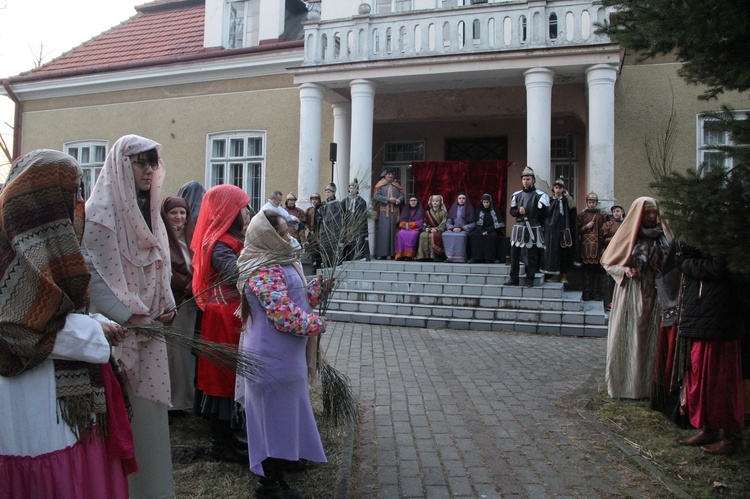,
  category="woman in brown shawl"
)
[0,150,135,498]
[416,195,447,261]
[161,196,197,411]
